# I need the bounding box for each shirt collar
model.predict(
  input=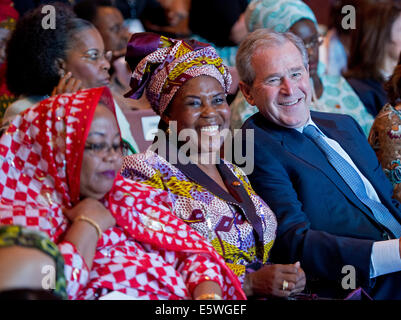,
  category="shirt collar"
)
[294,117,326,136]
